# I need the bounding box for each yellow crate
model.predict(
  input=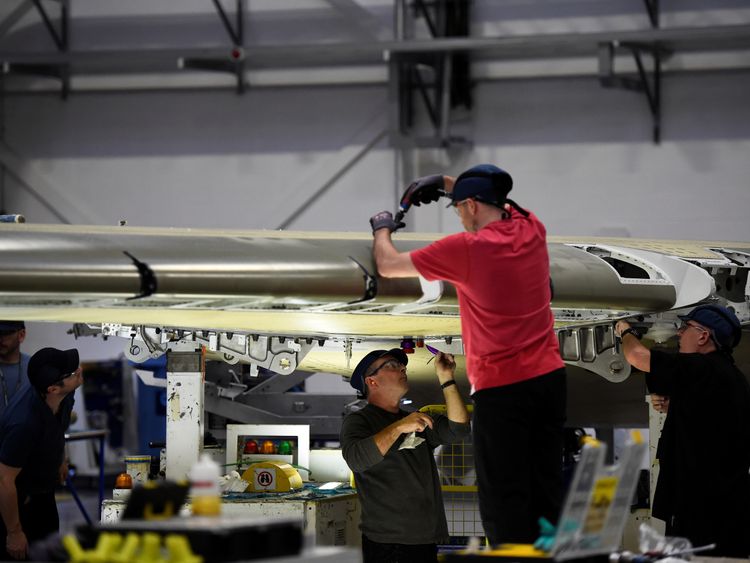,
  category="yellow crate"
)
[421,405,484,538]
